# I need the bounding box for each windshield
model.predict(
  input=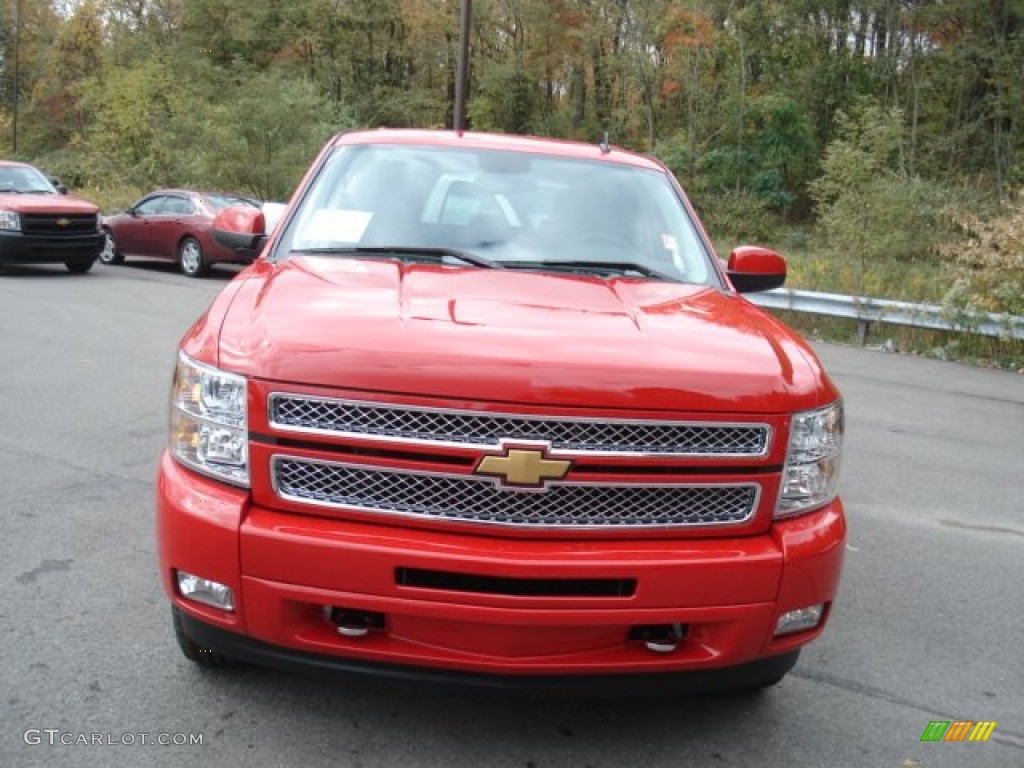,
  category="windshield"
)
[0,165,57,194]
[274,144,717,285]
